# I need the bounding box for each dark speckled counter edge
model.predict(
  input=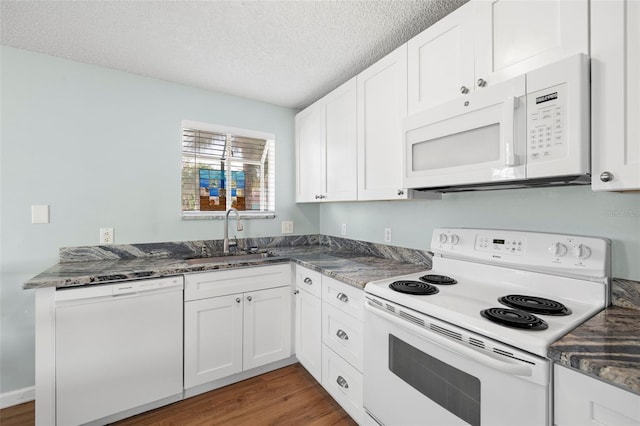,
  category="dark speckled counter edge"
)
[23,235,432,290]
